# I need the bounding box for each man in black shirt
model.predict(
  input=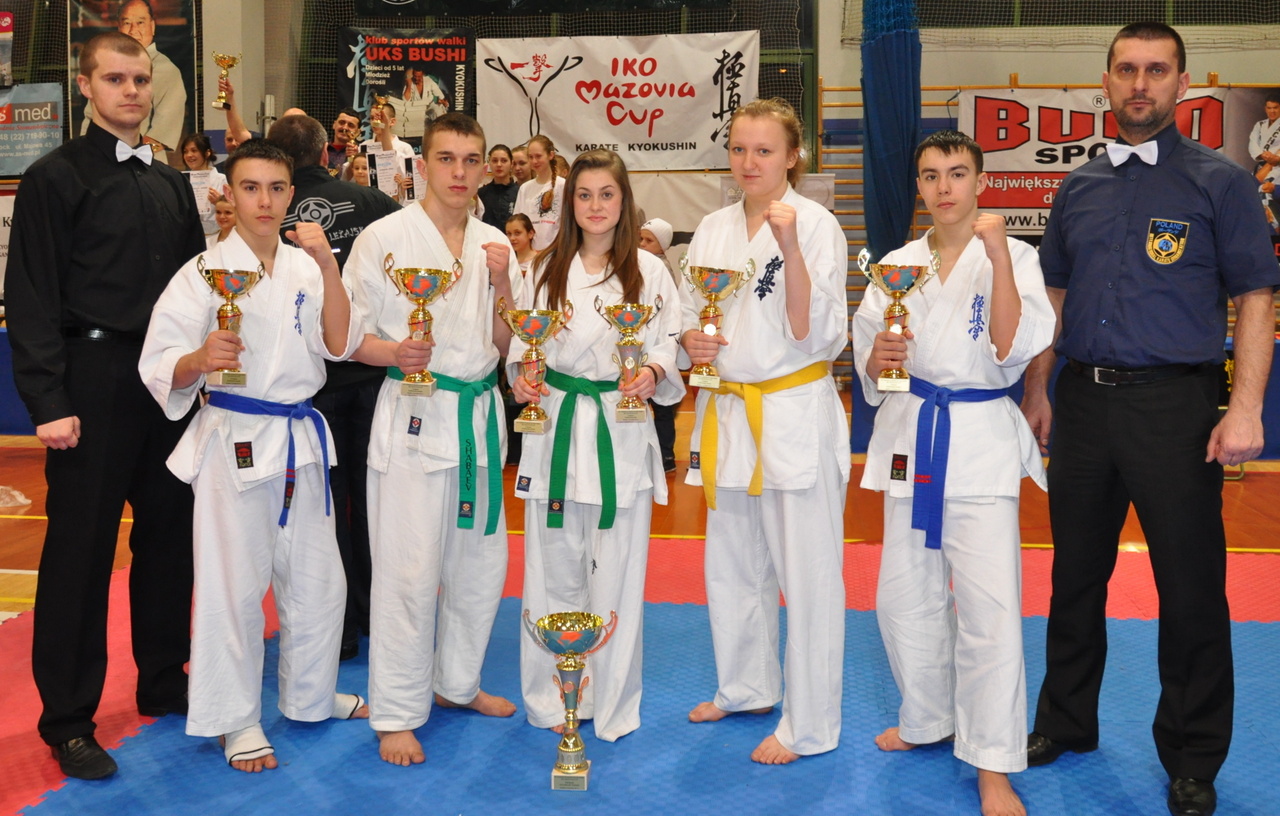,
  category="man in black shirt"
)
[478,144,520,230]
[269,114,400,660]
[6,32,205,780]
